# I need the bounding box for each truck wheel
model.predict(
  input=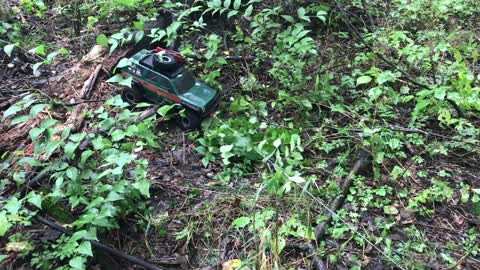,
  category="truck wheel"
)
[122,88,144,103]
[153,54,181,71]
[178,109,201,131]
